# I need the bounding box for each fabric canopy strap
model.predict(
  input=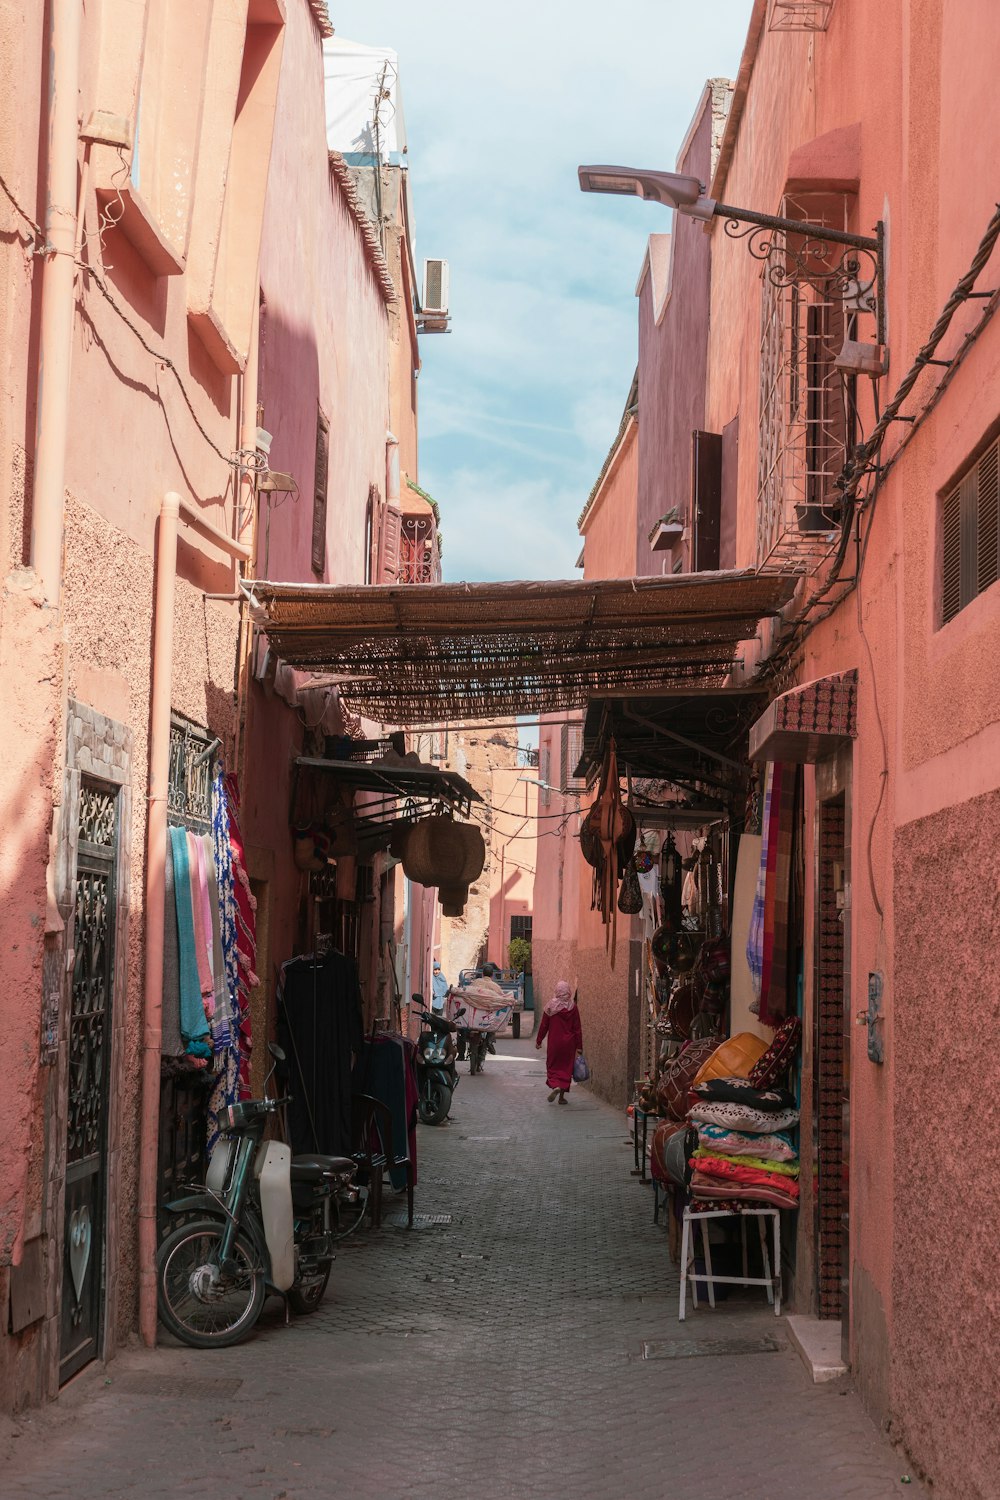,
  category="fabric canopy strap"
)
[245,571,797,724]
